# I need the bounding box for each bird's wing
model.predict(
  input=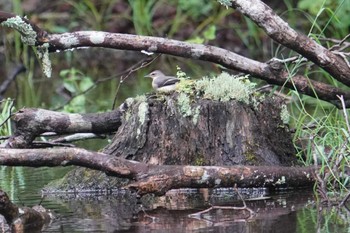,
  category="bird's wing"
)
[158,77,180,87]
